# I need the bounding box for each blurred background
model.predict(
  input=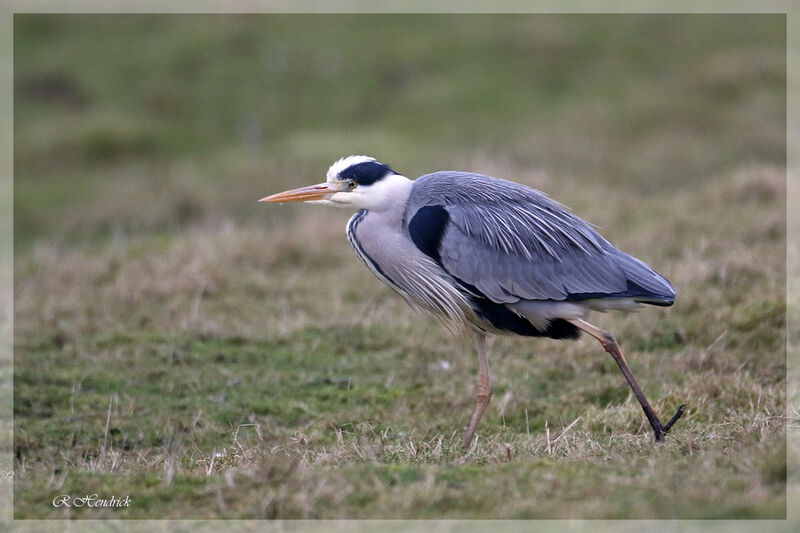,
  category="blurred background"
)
[14,14,785,248]
[13,14,788,519]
